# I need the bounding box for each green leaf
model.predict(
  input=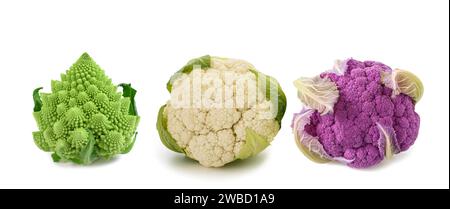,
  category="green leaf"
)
[292,109,331,164]
[166,55,211,92]
[121,132,138,154]
[376,123,398,160]
[249,69,287,125]
[269,75,287,124]
[293,76,339,115]
[392,69,424,103]
[156,105,184,153]
[116,83,139,155]
[72,132,97,165]
[118,83,138,116]
[237,128,270,159]
[295,134,332,164]
[51,153,61,162]
[33,87,43,112]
